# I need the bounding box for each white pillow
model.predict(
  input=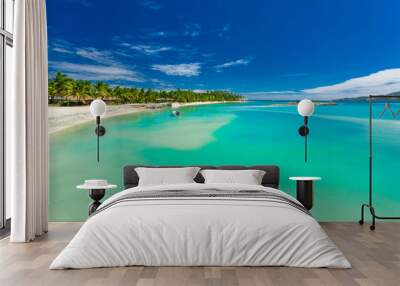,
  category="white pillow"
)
[200,169,266,185]
[135,167,201,186]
